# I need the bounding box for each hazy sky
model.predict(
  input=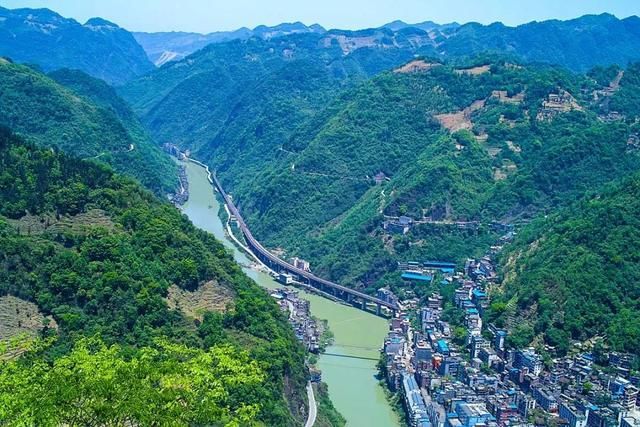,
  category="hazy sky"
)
[1,0,638,33]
